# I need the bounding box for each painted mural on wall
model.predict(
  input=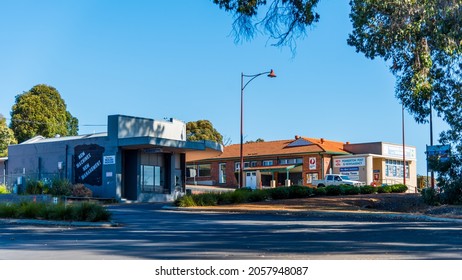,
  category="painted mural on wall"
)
[74,144,105,186]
